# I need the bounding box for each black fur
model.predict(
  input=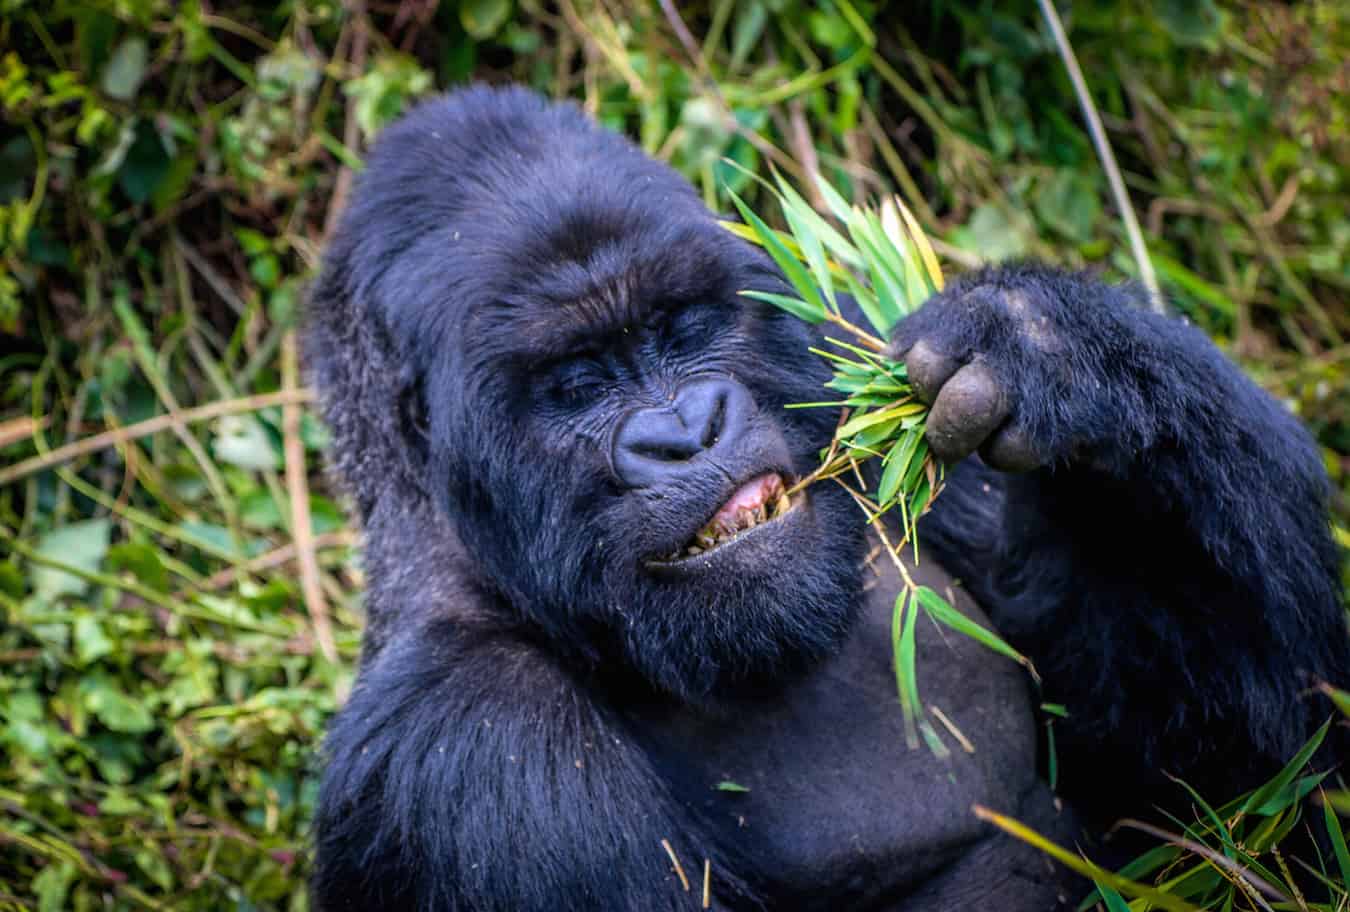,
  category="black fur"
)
[898,268,1350,820]
[304,85,1347,910]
